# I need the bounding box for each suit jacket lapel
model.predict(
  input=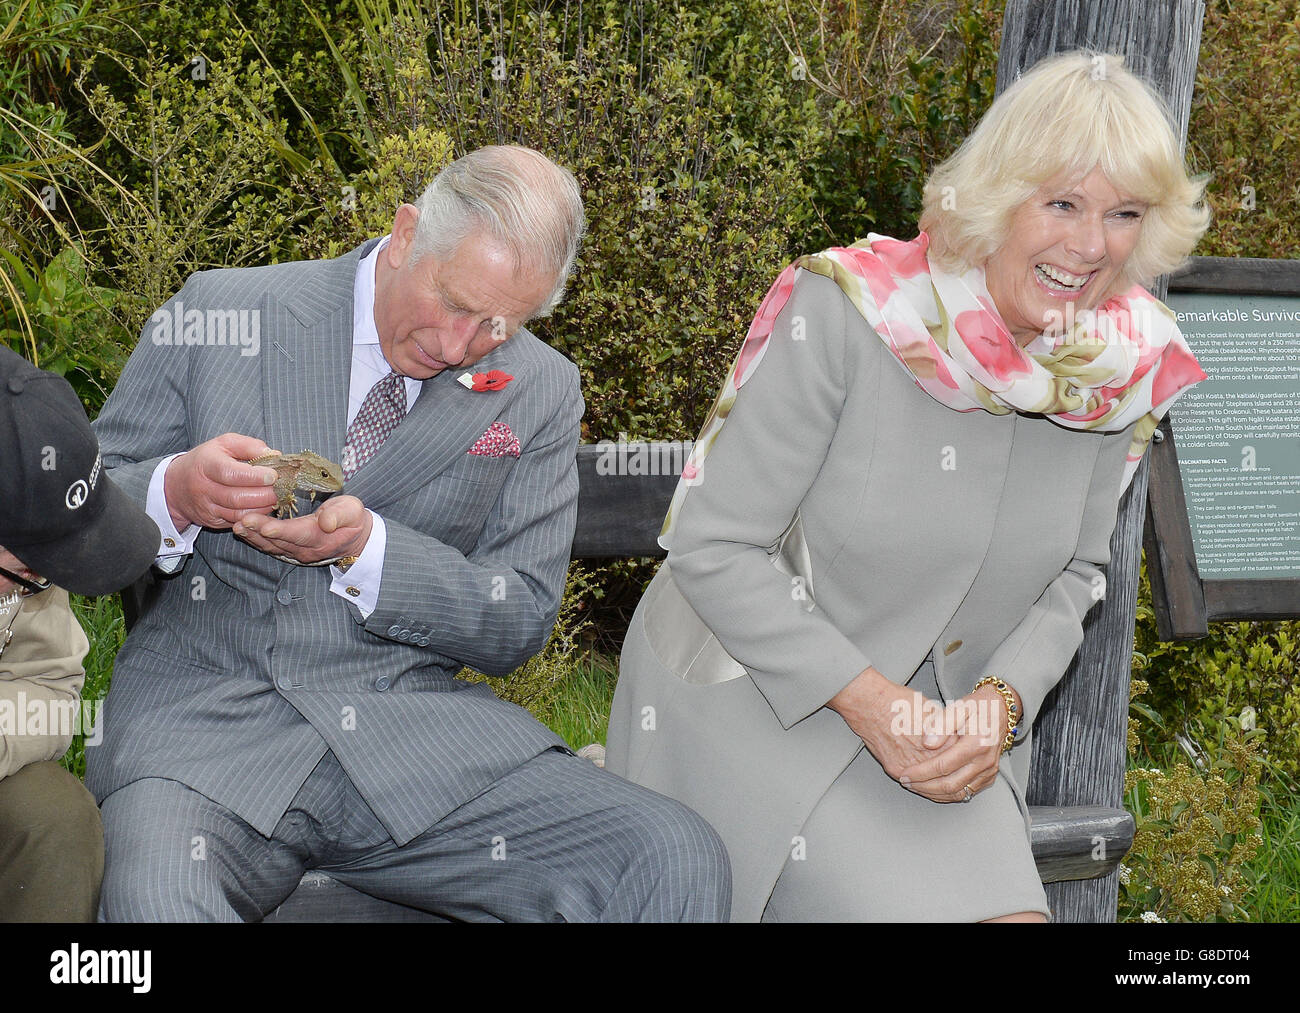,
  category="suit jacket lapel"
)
[261,243,373,464]
[343,340,524,511]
